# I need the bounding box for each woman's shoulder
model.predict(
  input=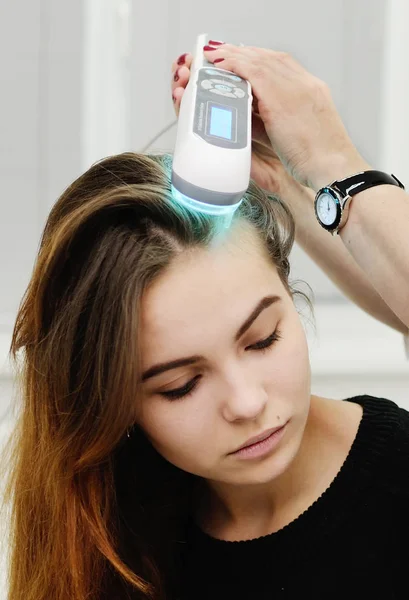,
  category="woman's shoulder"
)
[344,394,409,489]
[344,393,409,434]
[317,393,409,486]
